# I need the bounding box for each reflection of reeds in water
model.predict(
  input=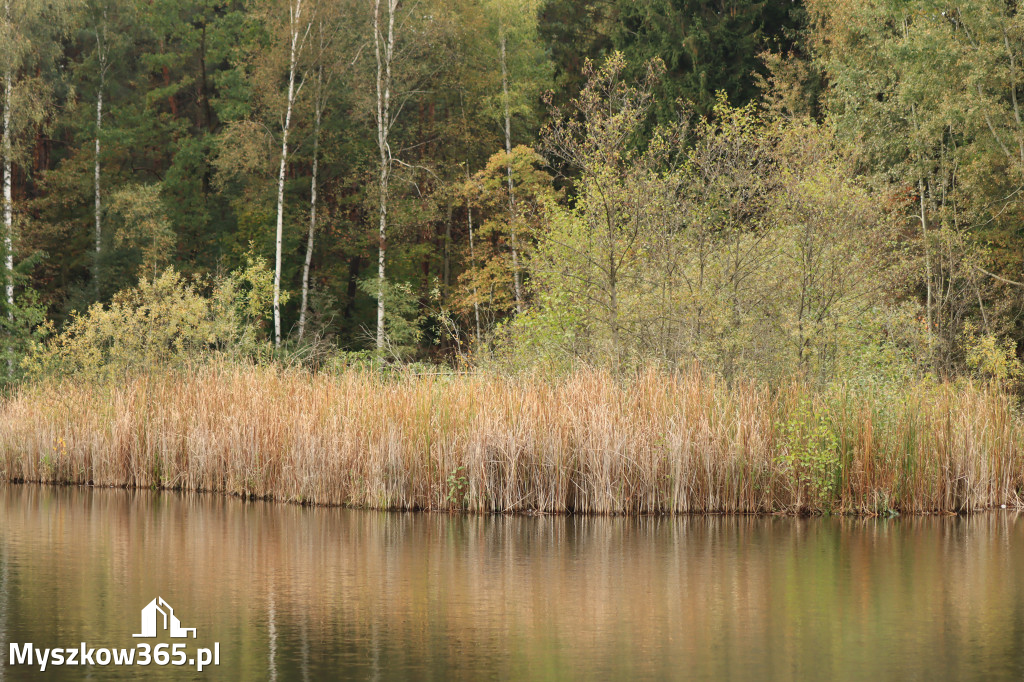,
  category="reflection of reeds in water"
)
[1,365,1023,513]
[3,486,1023,680]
